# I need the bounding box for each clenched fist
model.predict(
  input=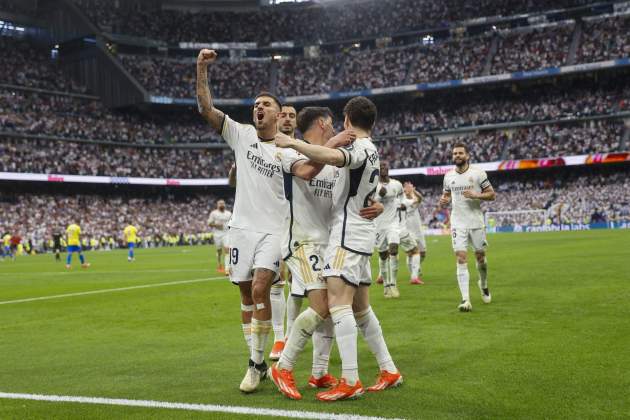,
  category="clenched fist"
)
[197,49,217,66]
